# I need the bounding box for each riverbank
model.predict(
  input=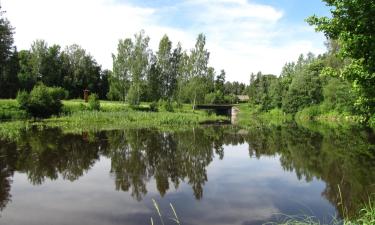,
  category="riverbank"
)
[236,103,368,130]
[0,99,228,140]
[0,99,371,141]
[271,199,375,224]
[1,100,374,224]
